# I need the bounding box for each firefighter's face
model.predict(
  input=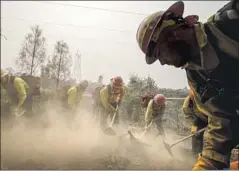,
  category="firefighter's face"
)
[152,25,198,68]
[112,85,121,92]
